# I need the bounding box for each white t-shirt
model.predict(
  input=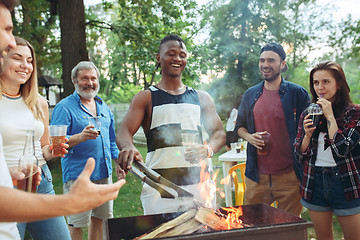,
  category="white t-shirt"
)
[315,132,337,167]
[0,96,46,167]
[226,108,238,131]
[0,134,21,240]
